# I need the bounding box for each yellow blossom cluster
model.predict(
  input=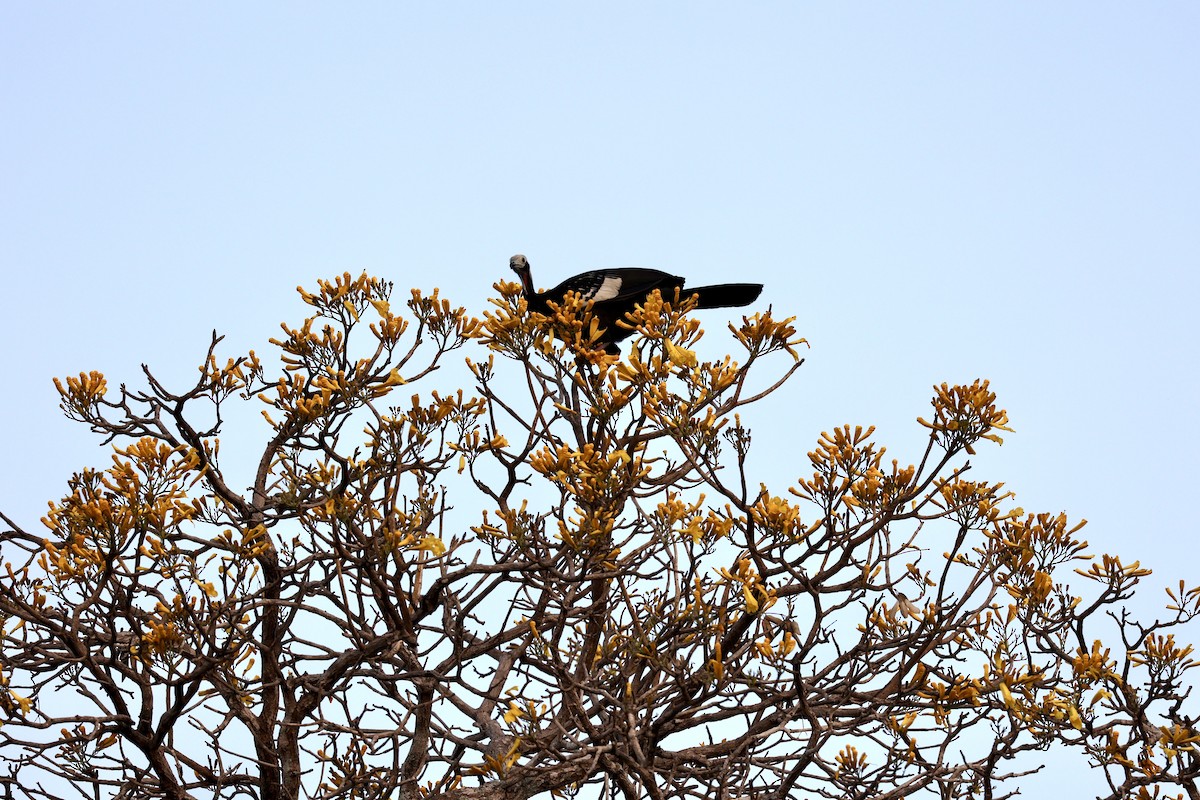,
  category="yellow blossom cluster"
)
[654,493,736,545]
[917,379,1013,455]
[52,370,108,419]
[199,350,262,399]
[792,425,883,512]
[729,311,807,361]
[933,478,1014,529]
[715,557,776,615]
[529,443,645,509]
[983,512,1090,609]
[39,440,204,581]
[845,459,917,513]
[749,492,807,541]
[834,745,869,779]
